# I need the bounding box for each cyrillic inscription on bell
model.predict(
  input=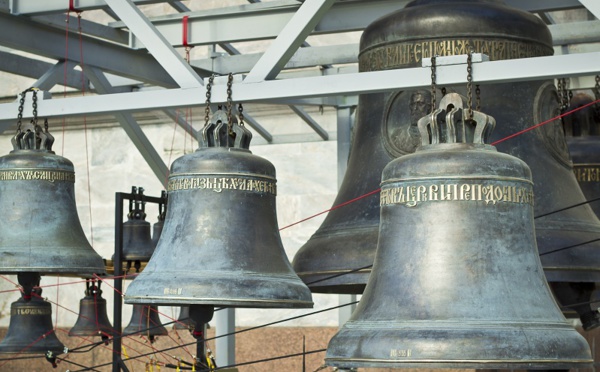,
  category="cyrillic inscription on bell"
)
[325,94,592,369]
[0,109,105,277]
[0,273,65,355]
[125,107,313,308]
